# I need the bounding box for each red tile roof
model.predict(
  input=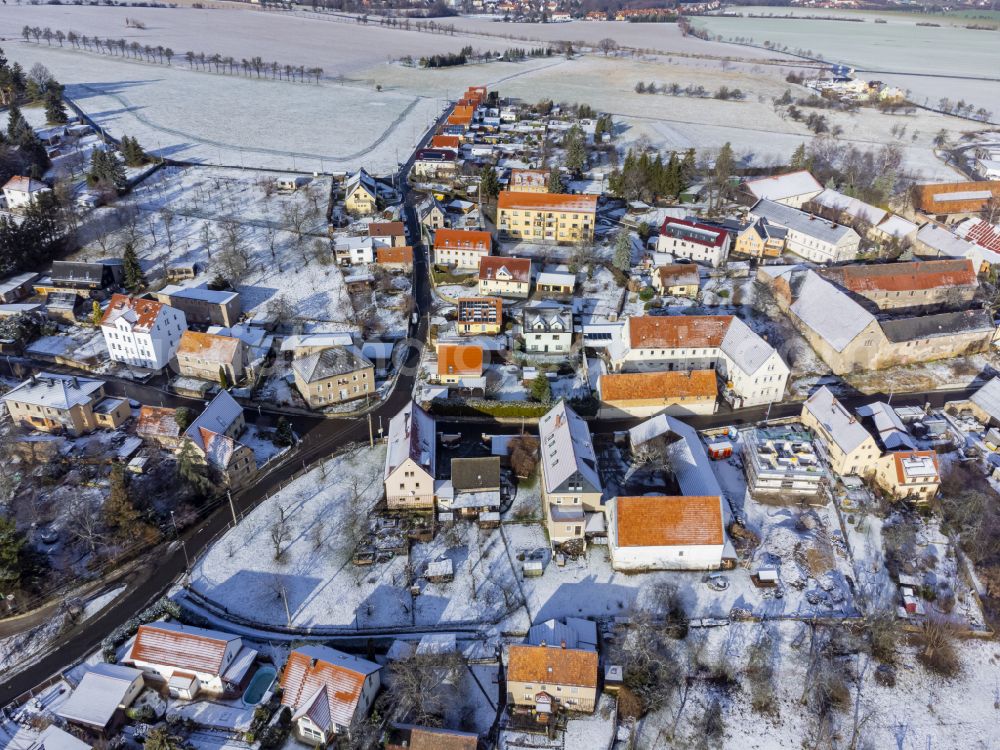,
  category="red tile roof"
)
[963,220,1000,253]
[833,259,976,294]
[914,180,1000,214]
[479,256,531,283]
[127,623,236,676]
[627,315,732,349]
[368,221,405,237]
[100,294,166,331]
[435,228,492,252]
[498,191,597,213]
[893,450,939,484]
[507,644,598,688]
[615,495,724,547]
[136,405,181,438]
